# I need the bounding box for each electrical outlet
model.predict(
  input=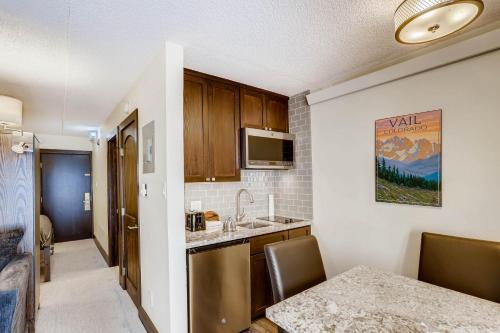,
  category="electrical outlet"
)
[190,200,202,211]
